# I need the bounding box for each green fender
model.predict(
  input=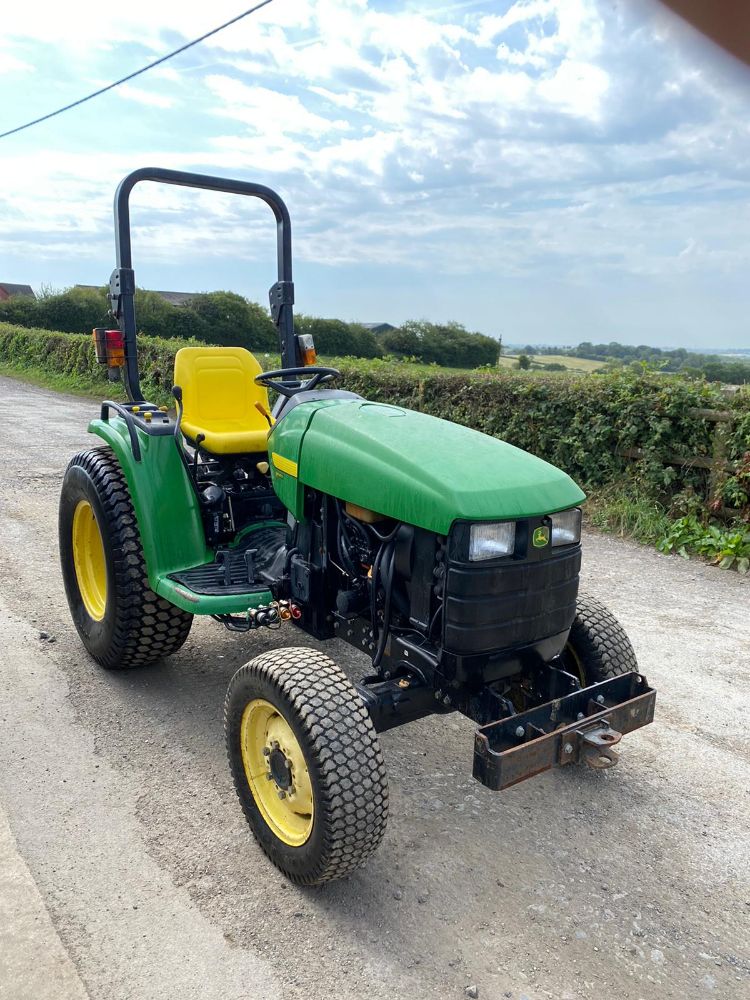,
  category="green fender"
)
[87,417,274,614]
[88,416,210,586]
